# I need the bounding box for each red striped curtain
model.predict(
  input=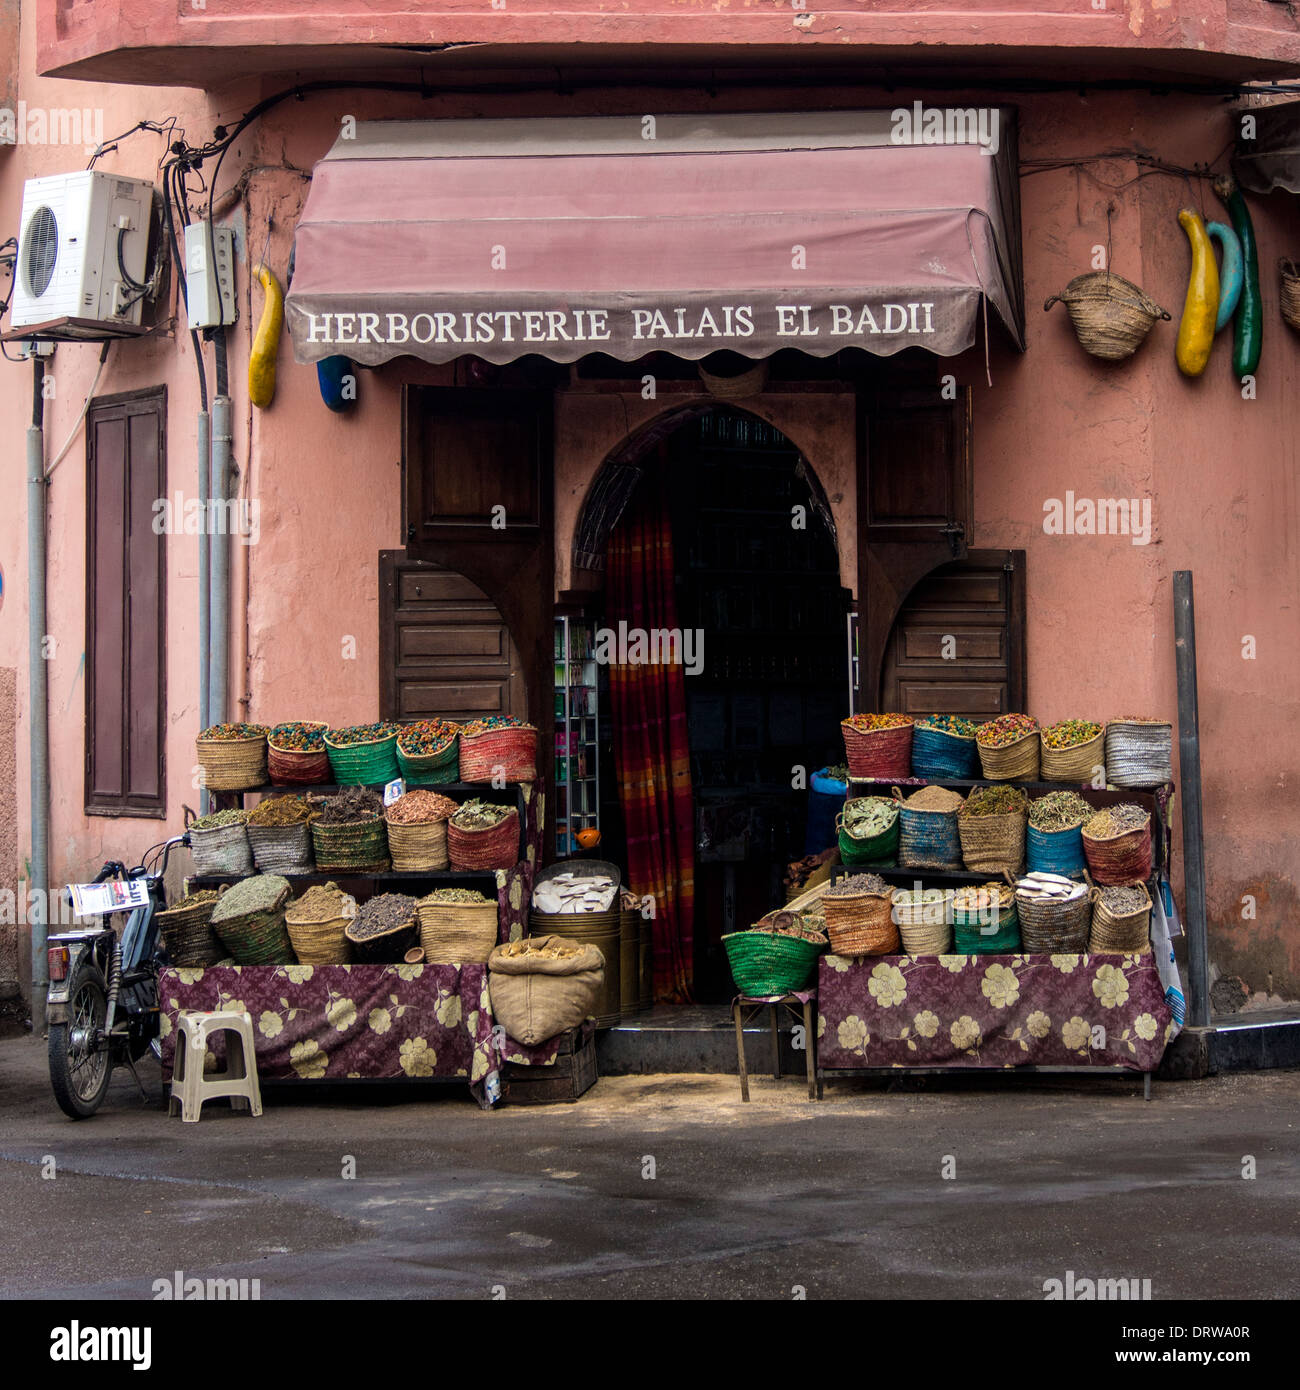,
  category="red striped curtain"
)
[606,453,695,1003]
